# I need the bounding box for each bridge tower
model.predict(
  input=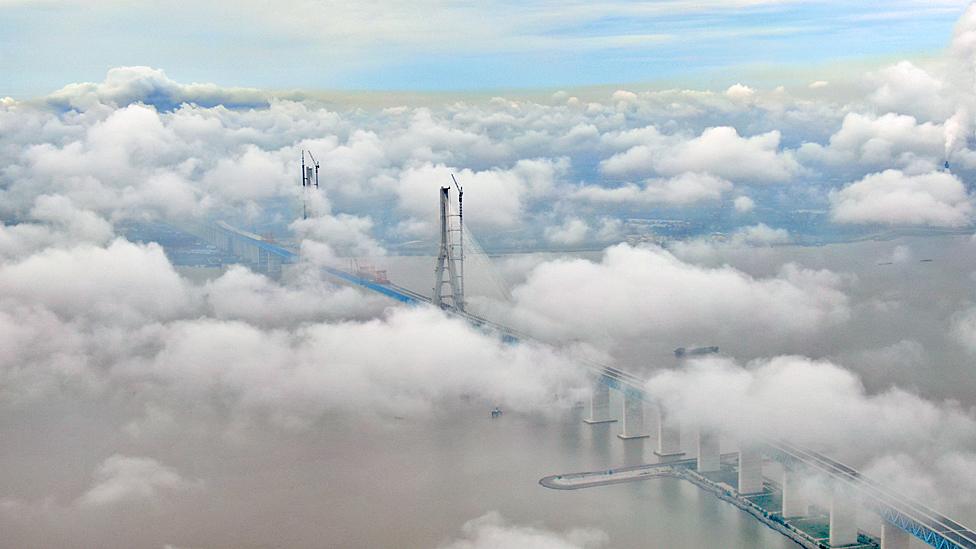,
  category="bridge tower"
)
[433,185,464,312]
